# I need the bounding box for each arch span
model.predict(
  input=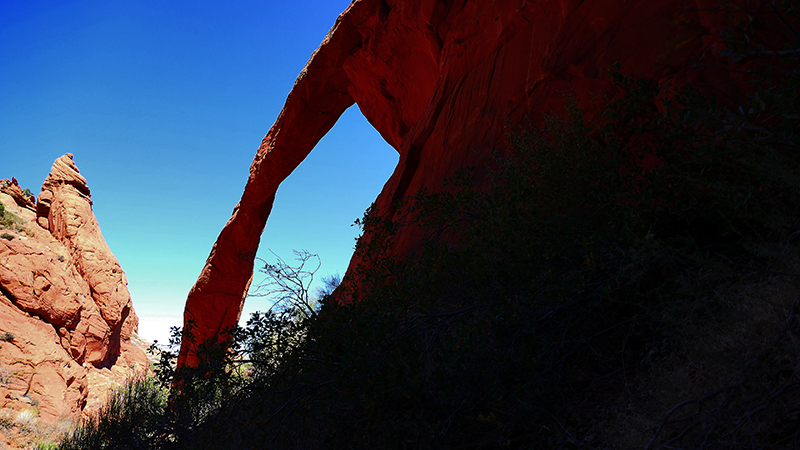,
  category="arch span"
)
[179,0,749,367]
